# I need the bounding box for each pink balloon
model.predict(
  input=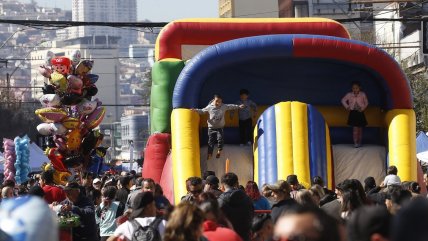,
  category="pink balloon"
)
[3,138,16,181]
